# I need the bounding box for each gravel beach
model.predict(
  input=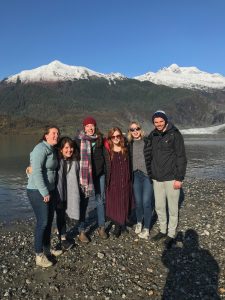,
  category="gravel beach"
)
[0,179,225,299]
